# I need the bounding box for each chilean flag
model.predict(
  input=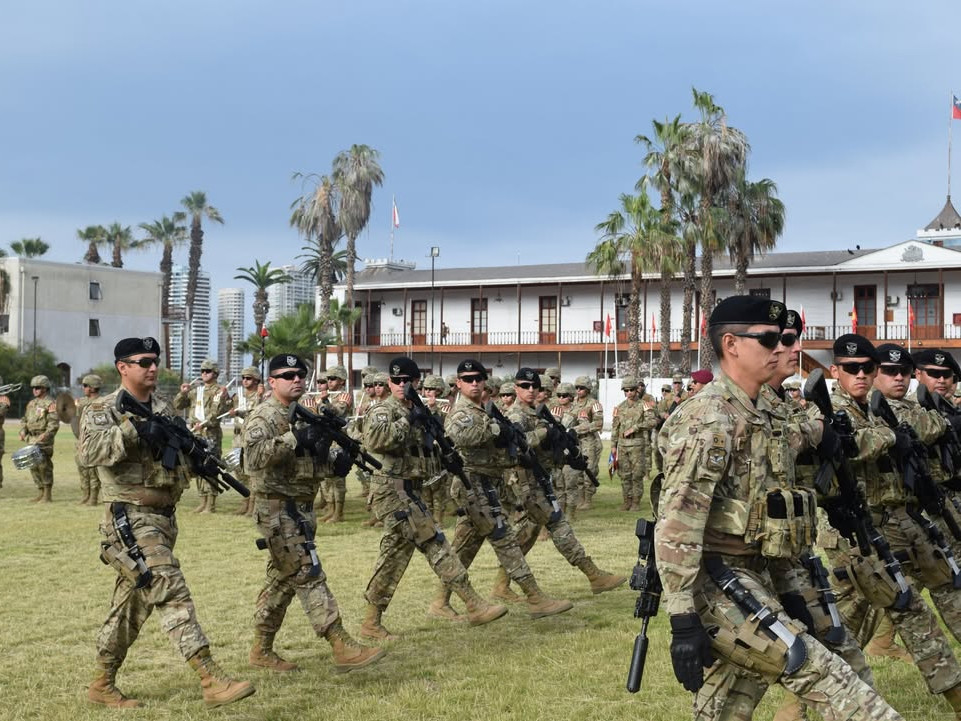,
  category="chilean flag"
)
[604,313,612,337]
[953,96,961,120]
[391,197,400,228]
